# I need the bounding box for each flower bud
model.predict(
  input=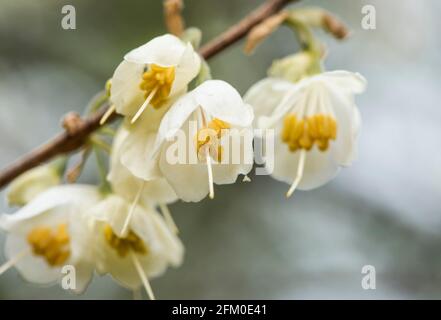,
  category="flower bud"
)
[268,51,317,82]
[7,159,65,206]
